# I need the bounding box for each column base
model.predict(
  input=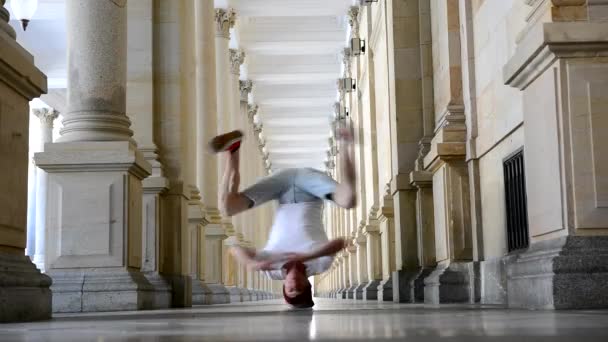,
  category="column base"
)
[0,252,52,322]
[362,280,380,300]
[480,257,510,305]
[226,286,243,303]
[50,268,155,313]
[241,288,252,302]
[170,275,192,308]
[191,277,212,305]
[205,283,230,304]
[345,284,357,299]
[412,268,435,303]
[424,262,473,305]
[377,276,393,302]
[392,269,421,303]
[142,272,172,309]
[352,282,367,300]
[507,236,608,309]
